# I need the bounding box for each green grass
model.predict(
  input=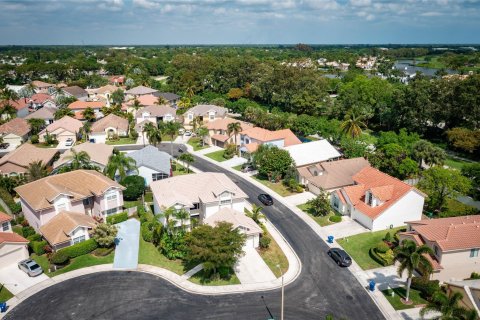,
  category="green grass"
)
[172,162,193,176]
[105,137,137,145]
[12,225,23,236]
[188,269,240,286]
[124,200,141,209]
[382,287,428,310]
[144,191,153,203]
[205,150,228,162]
[444,156,472,170]
[188,137,208,151]
[232,165,243,171]
[297,203,341,227]
[138,237,185,275]
[442,198,478,217]
[253,175,296,197]
[337,227,404,270]
[0,285,13,302]
[416,56,445,69]
[258,236,289,278]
